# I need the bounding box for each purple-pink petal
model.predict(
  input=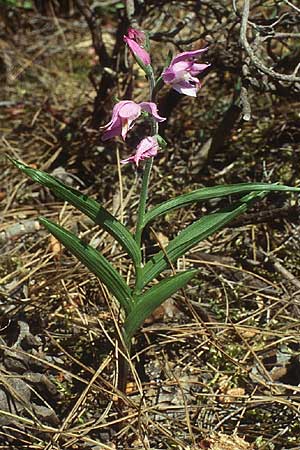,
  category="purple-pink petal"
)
[162,61,192,83]
[120,155,135,165]
[171,61,192,72]
[171,48,208,65]
[172,81,199,97]
[139,102,166,122]
[162,46,209,97]
[190,63,211,76]
[103,100,138,128]
[161,68,175,83]
[102,127,121,141]
[118,101,141,120]
[102,117,122,141]
[102,101,128,130]
[124,36,151,66]
[121,136,159,167]
[101,101,142,141]
[127,28,145,44]
[101,100,165,141]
